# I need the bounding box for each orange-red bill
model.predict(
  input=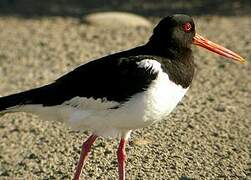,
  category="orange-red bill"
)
[193,33,245,64]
